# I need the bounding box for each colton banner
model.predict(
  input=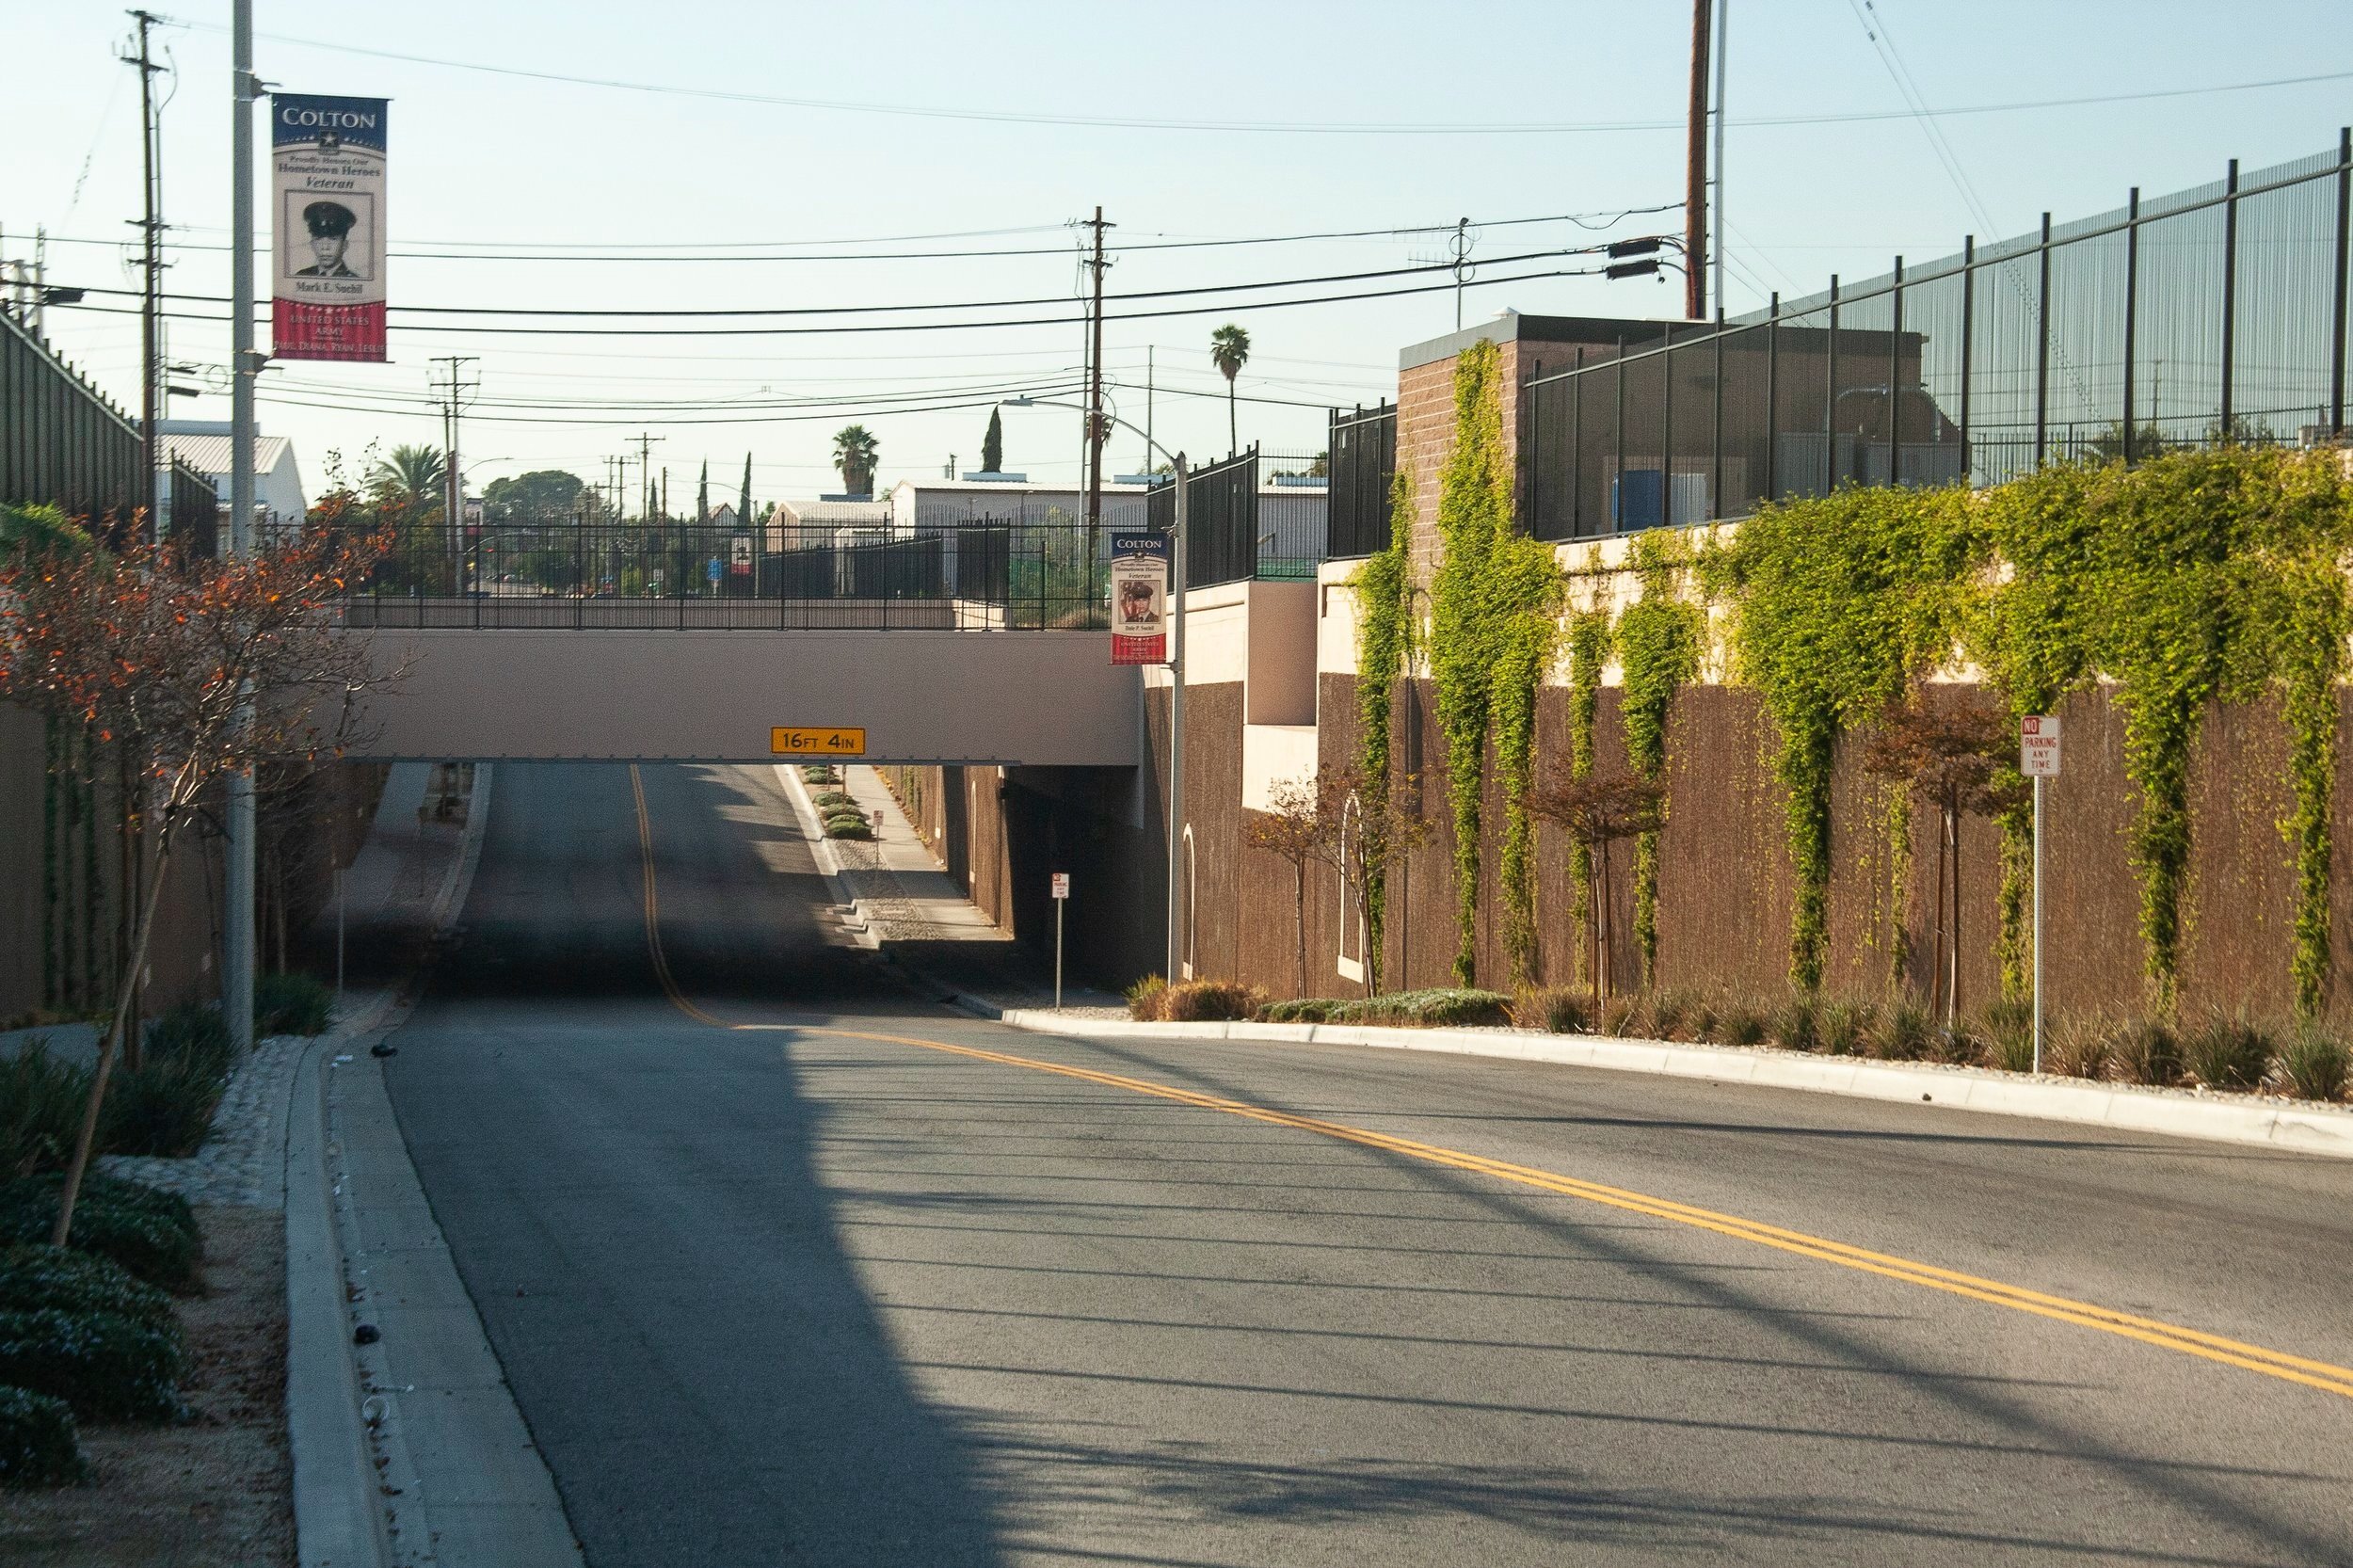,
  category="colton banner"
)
[1109,532,1170,665]
[271,93,388,362]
